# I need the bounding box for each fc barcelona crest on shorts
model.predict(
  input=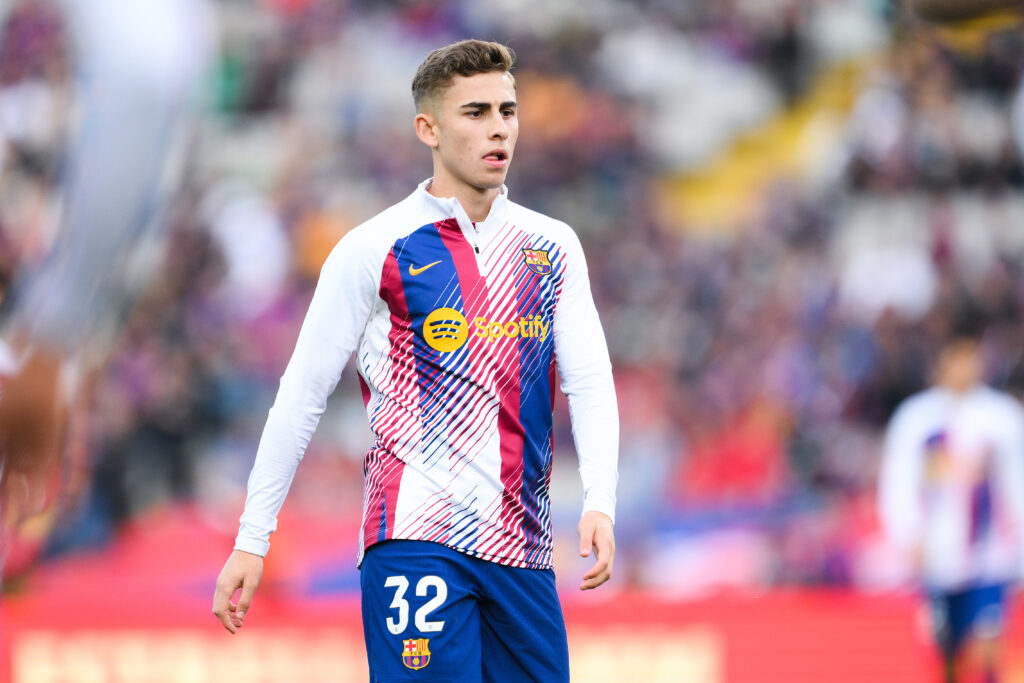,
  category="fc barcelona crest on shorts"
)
[522,248,552,276]
[402,638,431,670]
